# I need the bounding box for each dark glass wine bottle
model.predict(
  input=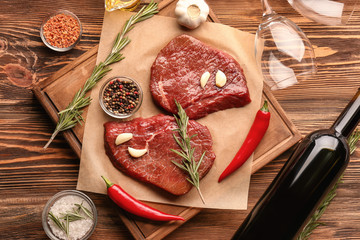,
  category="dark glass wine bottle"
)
[232,88,360,240]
